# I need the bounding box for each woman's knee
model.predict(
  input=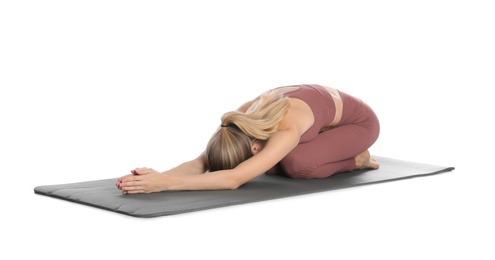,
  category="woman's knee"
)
[280,155,315,179]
